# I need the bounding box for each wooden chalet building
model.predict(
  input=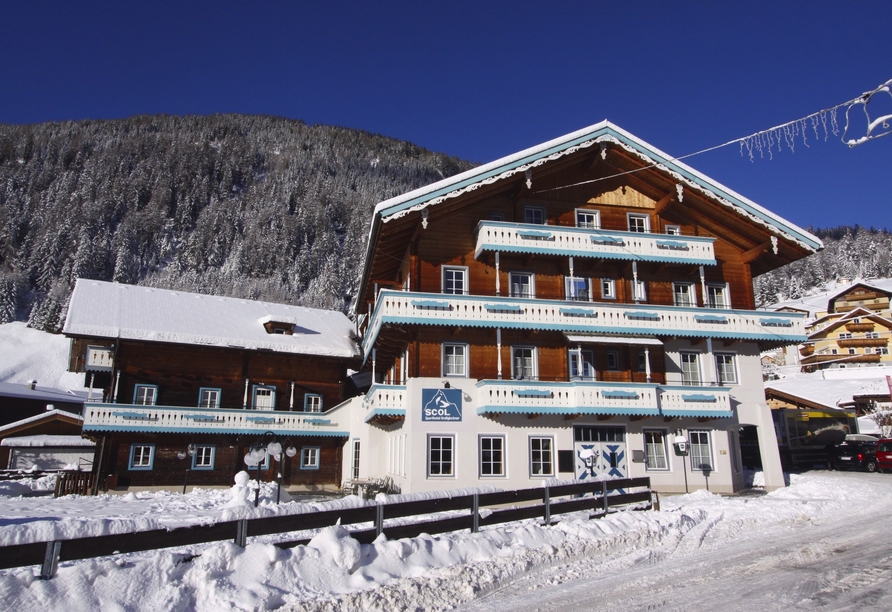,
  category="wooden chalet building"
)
[341,121,821,494]
[63,279,360,491]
